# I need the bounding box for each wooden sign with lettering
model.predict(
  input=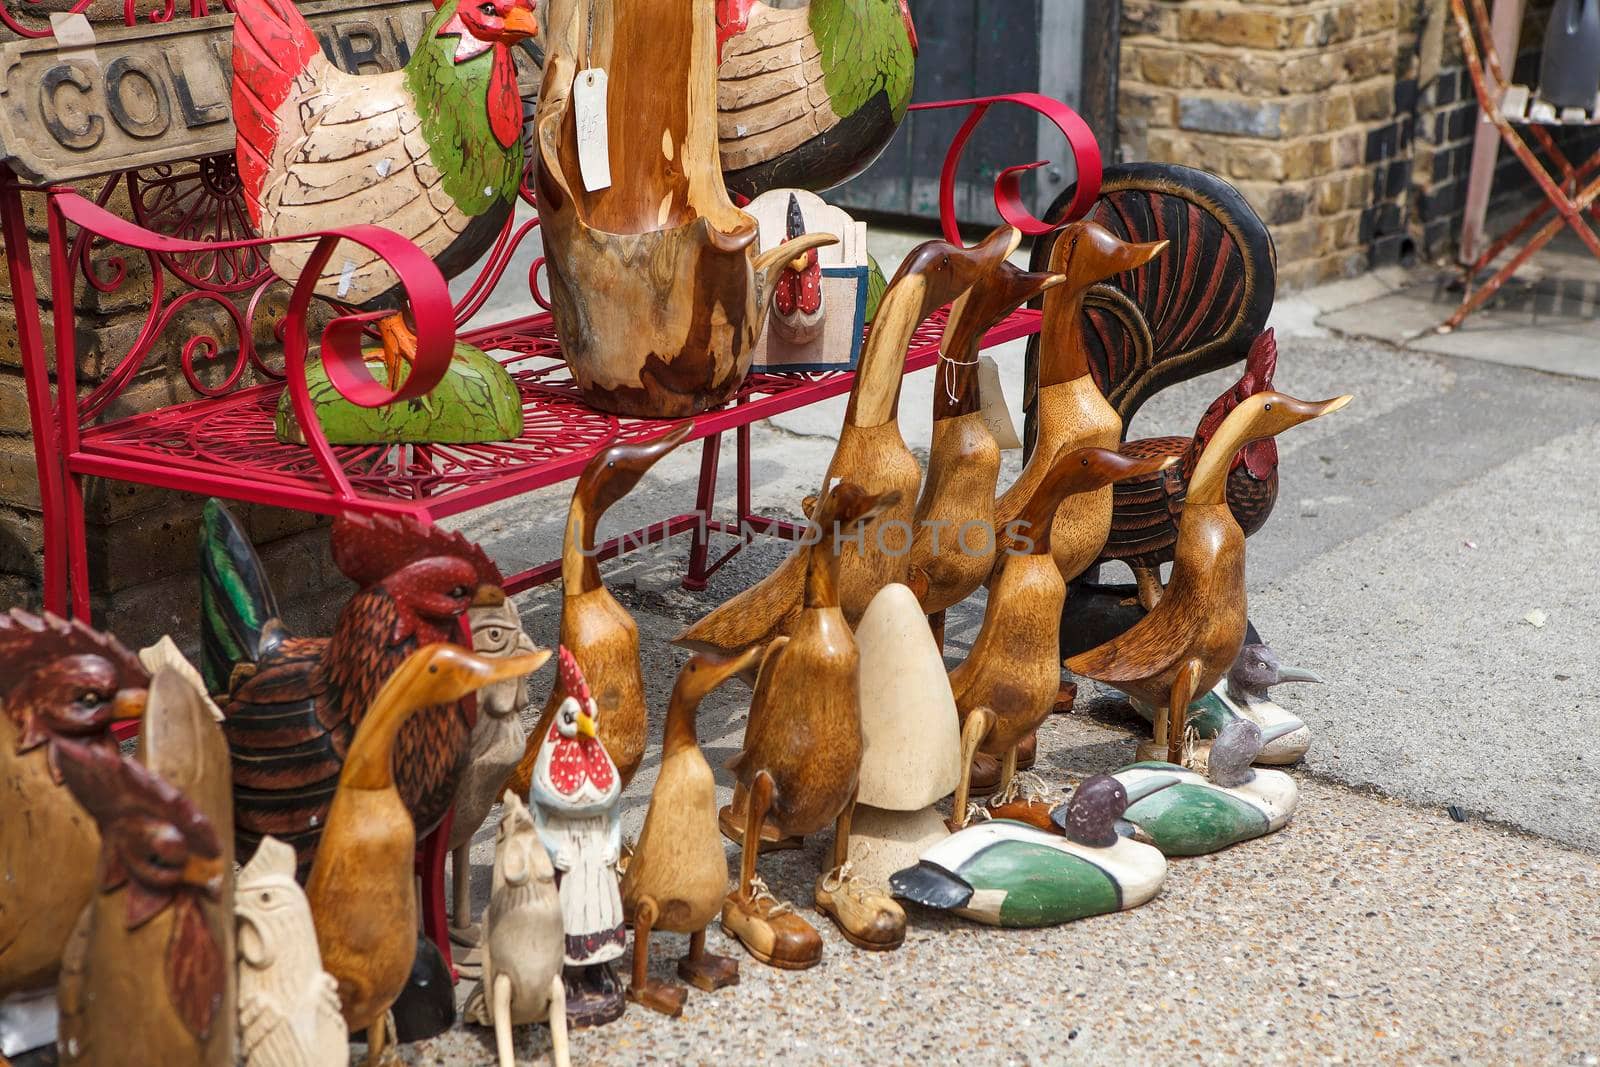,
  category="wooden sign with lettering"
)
[0,0,541,183]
